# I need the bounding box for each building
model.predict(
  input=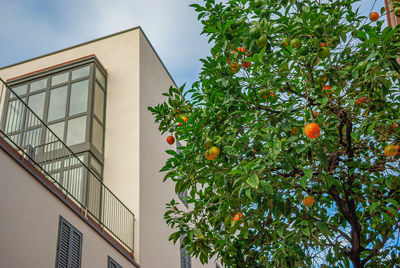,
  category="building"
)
[385,0,400,27]
[0,27,218,268]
